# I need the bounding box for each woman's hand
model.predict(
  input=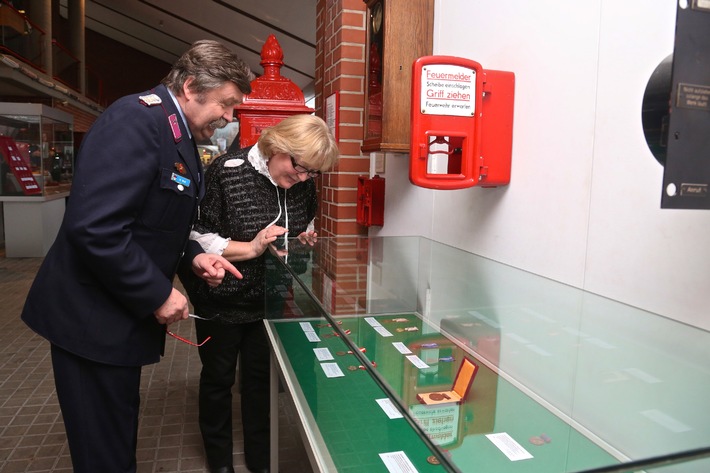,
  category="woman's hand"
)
[297,230,317,246]
[251,224,288,257]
